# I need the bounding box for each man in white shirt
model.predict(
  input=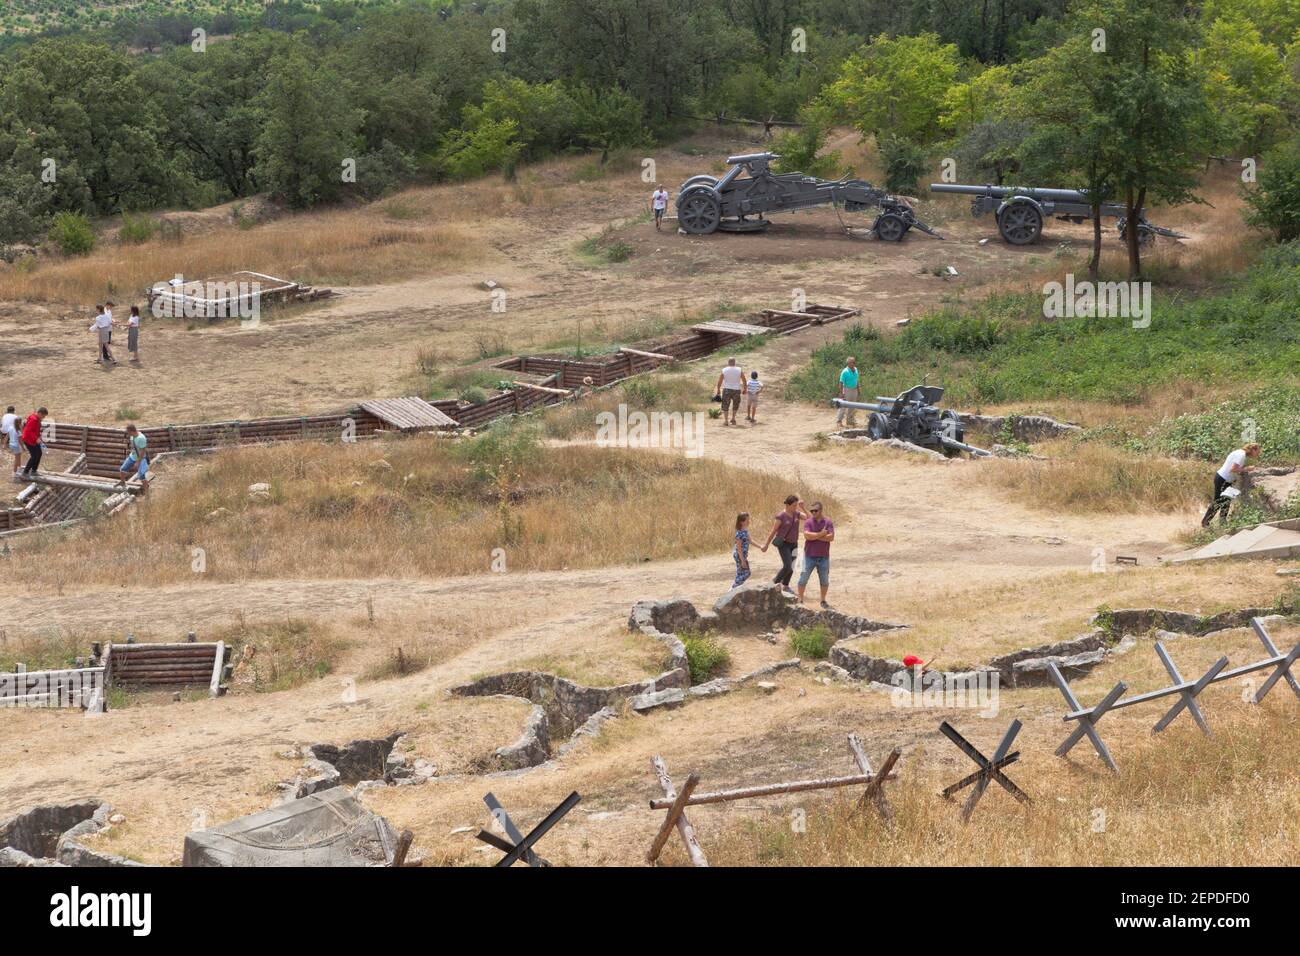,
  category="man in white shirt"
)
[1,406,20,476]
[89,304,117,364]
[714,357,745,426]
[651,185,669,231]
[1202,442,1261,527]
